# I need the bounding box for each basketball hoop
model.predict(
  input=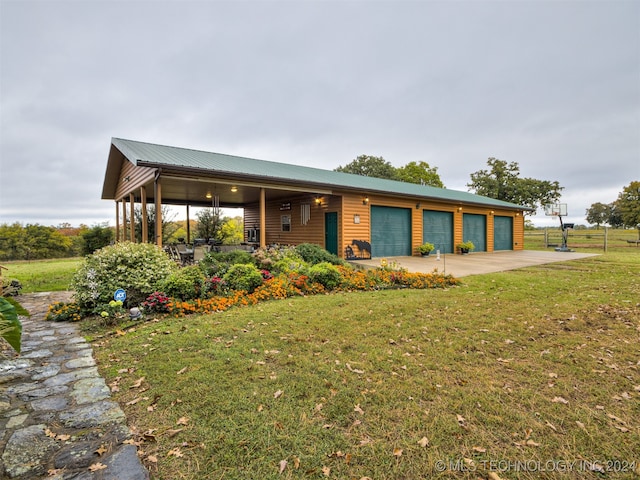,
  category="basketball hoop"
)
[544,203,572,252]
